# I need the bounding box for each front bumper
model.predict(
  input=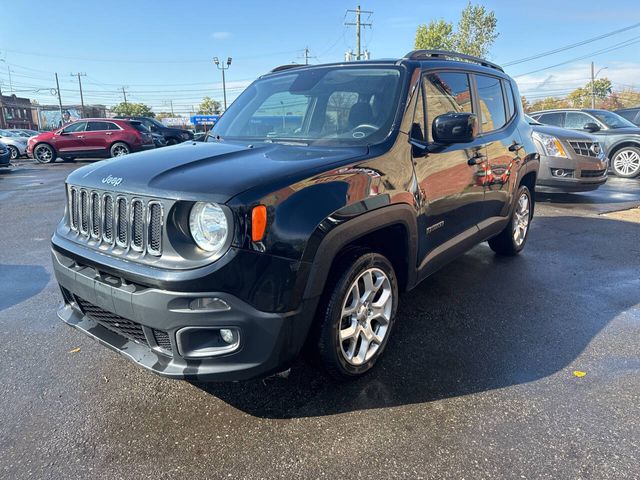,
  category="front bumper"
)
[52,247,312,381]
[537,154,608,192]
